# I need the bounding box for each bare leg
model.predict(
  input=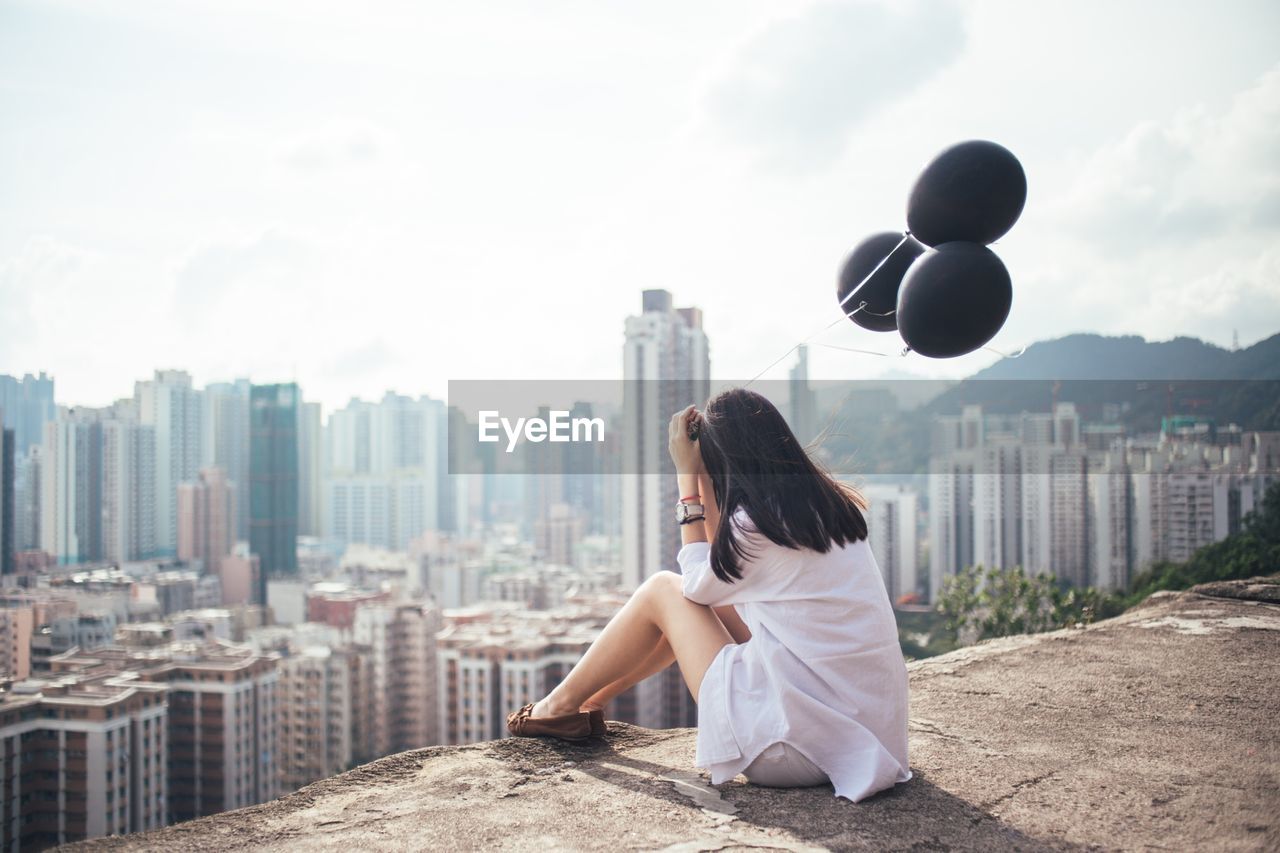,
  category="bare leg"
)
[714,605,752,645]
[583,604,751,711]
[534,572,733,718]
[579,636,674,712]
